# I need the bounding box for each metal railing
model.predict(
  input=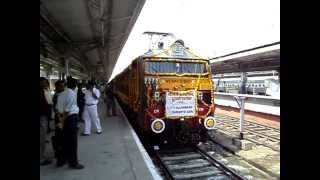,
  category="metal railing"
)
[214,92,280,100]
